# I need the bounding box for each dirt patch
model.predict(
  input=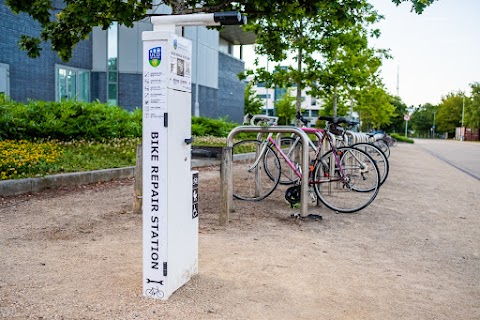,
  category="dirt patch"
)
[1,144,479,320]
